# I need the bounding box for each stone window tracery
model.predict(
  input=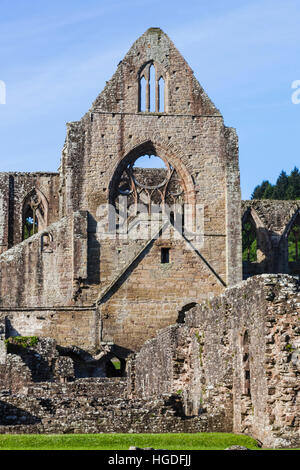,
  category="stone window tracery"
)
[114,154,185,216]
[138,62,166,112]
